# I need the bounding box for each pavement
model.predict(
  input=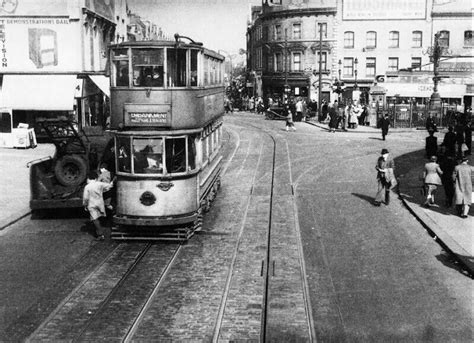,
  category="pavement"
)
[0,127,473,276]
